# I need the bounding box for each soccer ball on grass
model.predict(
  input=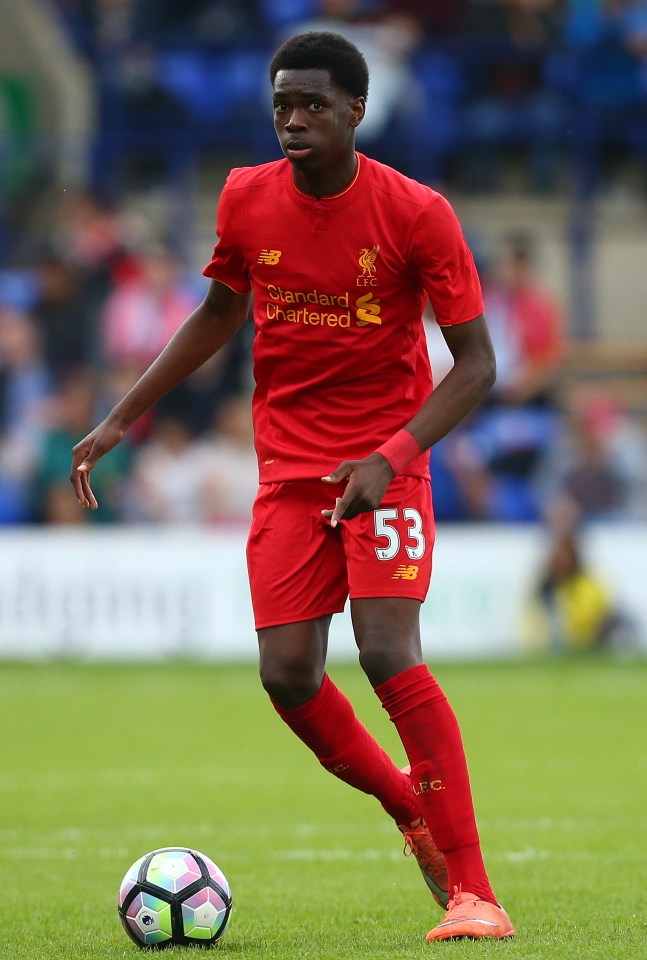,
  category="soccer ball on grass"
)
[118,846,232,948]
